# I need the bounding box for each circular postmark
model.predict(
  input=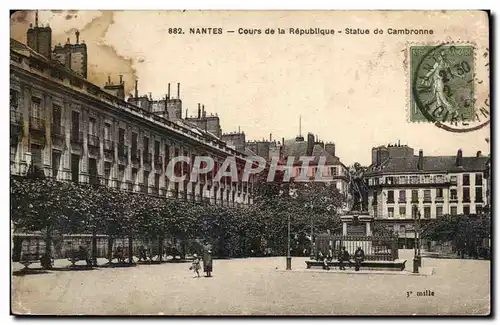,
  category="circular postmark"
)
[411,43,490,133]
